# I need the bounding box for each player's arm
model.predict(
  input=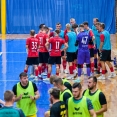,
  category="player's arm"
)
[45,41,50,51]
[26,38,29,53]
[61,41,68,52]
[33,83,40,100]
[99,34,105,52]
[96,92,107,115]
[87,98,97,117]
